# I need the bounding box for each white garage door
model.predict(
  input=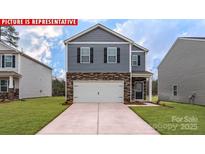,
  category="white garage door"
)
[73,81,124,103]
